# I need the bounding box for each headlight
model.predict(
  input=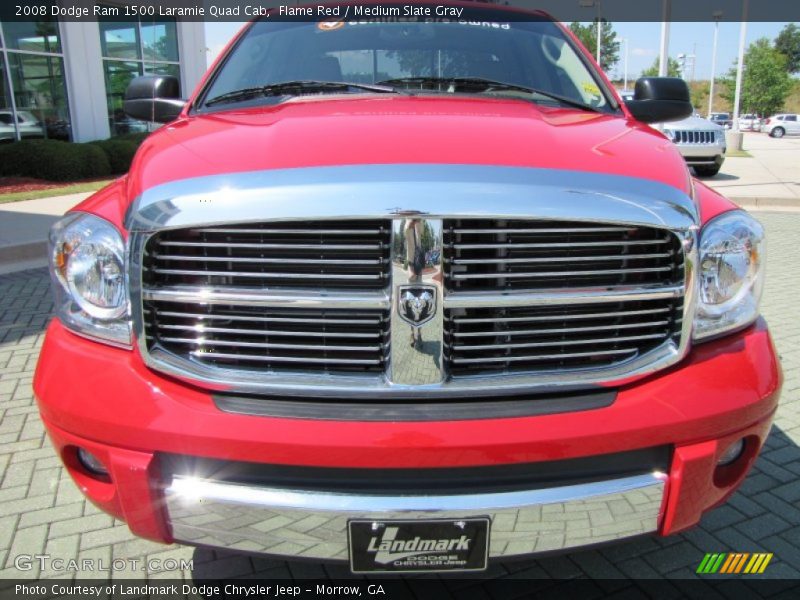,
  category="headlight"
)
[49,213,131,347]
[662,128,675,141]
[694,210,765,341]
